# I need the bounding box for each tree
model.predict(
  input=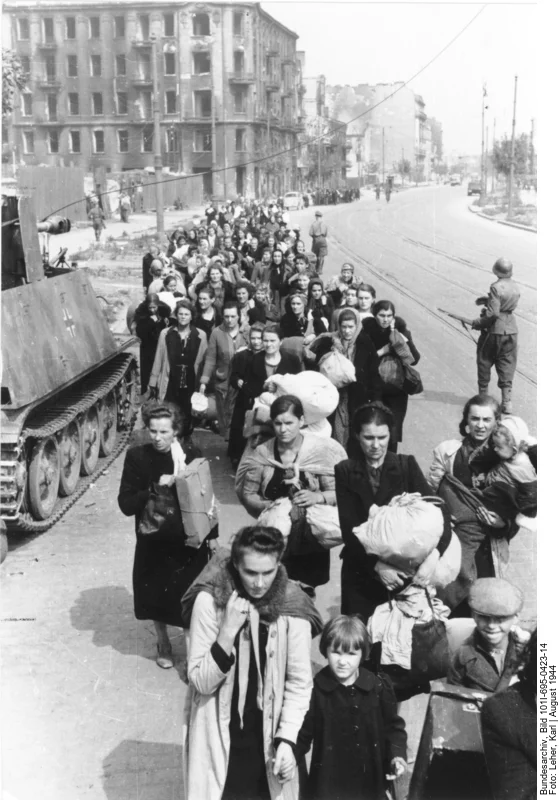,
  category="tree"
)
[2,49,27,117]
[492,133,531,178]
[396,158,412,183]
[433,163,448,176]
